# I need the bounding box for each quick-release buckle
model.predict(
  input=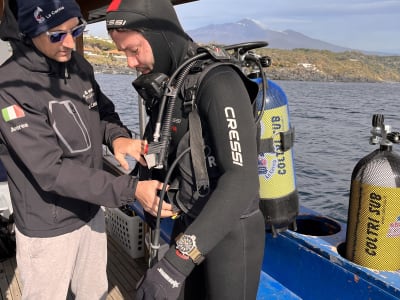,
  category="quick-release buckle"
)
[195,184,210,198]
[183,86,197,114]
